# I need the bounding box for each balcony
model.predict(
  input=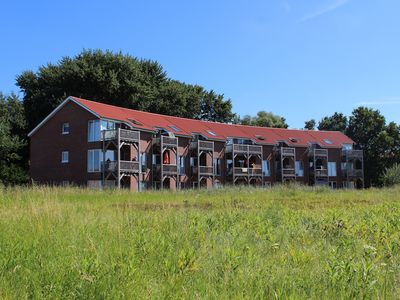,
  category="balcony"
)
[102,129,139,142]
[314,169,328,177]
[344,169,363,177]
[232,167,263,176]
[281,148,295,156]
[163,164,178,174]
[153,136,178,148]
[190,140,214,151]
[314,149,328,157]
[104,160,140,173]
[282,168,296,176]
[342,150,363,159]
[249,168,262,176]
[227,144,263,154]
